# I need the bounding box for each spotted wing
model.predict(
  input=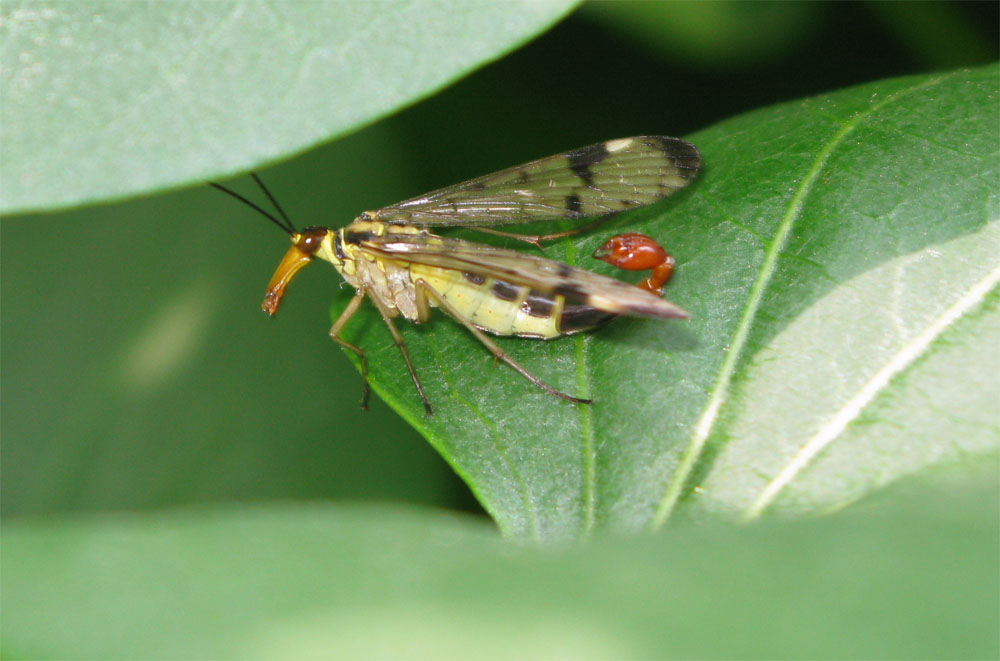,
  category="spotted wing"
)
[371,136,701,228]
[359,233,688,319]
